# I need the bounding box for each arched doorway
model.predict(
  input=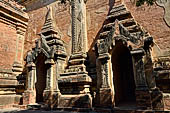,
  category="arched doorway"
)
[111,40,136,107]
[35,53,47,103]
